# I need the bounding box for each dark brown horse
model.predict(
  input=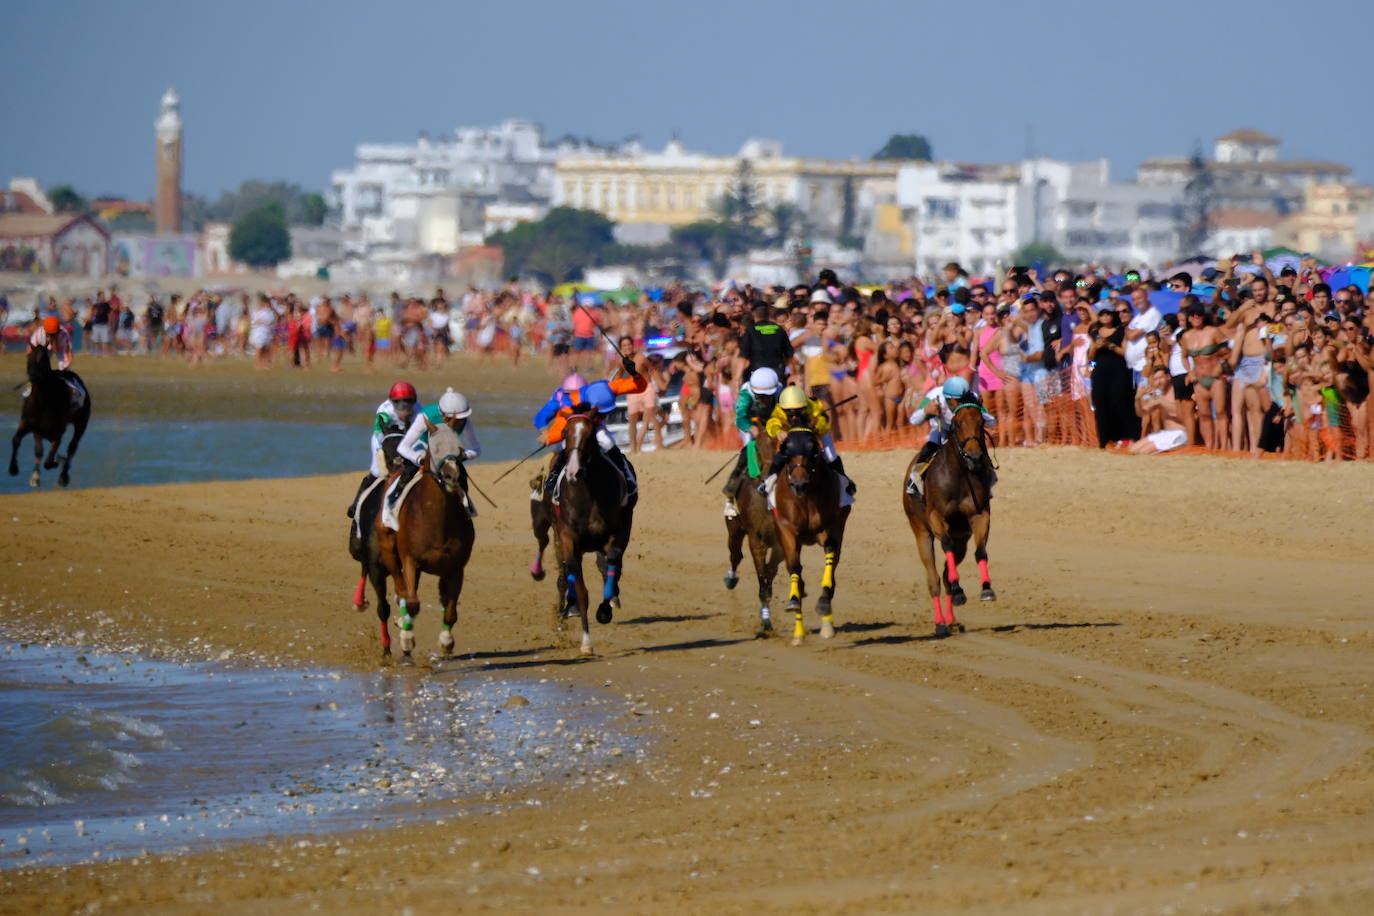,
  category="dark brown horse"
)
[772,430,850,646]
[10,344,90,488]
[551,414,635,657]
[724,428,781,635]
[376,425,475,664]
[348,430,404,617]
[902,395,996,638]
